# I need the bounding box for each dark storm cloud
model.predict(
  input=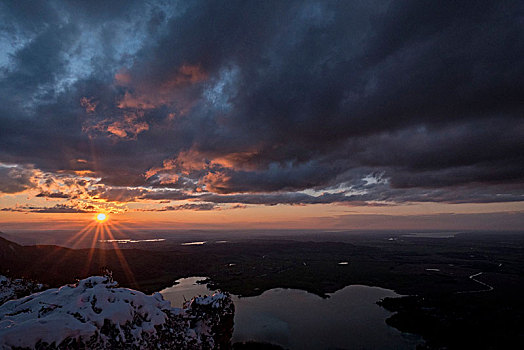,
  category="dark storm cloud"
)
[0,0,523,206]
[162,203,218,211]
[0,165,35,194]
[91,187,148,203]
[110,182,523,206]
[0,204,91,213]
[35,191,71,199]
[136,203,218,211]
